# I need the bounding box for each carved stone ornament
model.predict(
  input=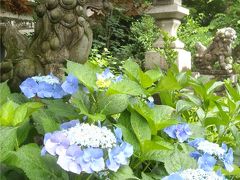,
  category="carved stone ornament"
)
[0,0,110,90]
[194,27,237,74]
